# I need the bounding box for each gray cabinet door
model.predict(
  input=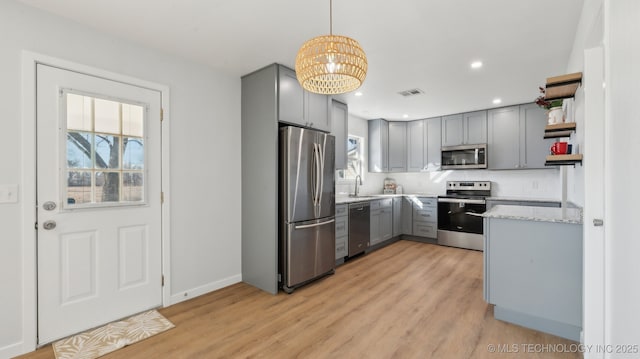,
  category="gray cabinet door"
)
[402,196,413,235]
[425,117,442,170]
[393,197,402,237]
[332,100,348,169]
[368,119,389,172]
[388,122,407,172]
[380,207,393,241]
[441,114,464,147]
[407,120,424,172]
[277,65,305,127]
[306,91,331,132]
[488,106,521,170]
[464,110,488,144]
[370,208,382,245]
[520,103,553,169]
